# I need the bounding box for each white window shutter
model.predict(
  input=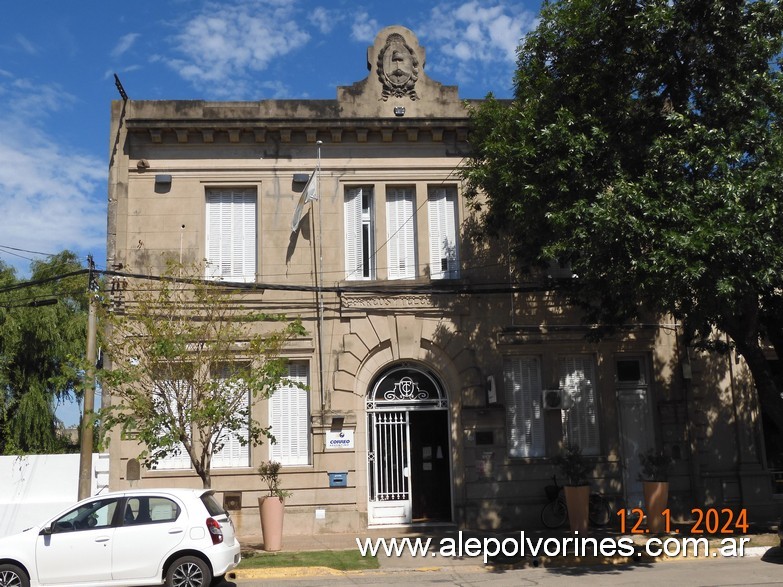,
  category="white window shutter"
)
[212,384,250,469]
[152,379,192,470]
[205,188,256,282]
[559,356,600,455]
[428,188,460,279]
[504,357,545,457]
[344,188,363,280]
[205,196,224,280]
[238,192,256,282]
[386,188,415,279]
[269,363,310,466]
